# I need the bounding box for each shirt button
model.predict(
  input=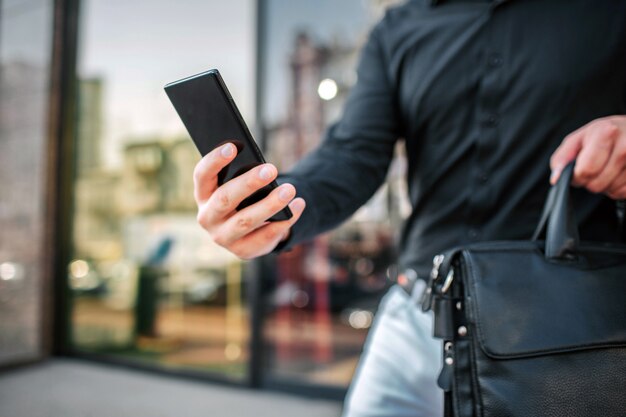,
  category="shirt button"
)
[478,173,489,183]
[468,228,480,240]
[483,114,499,127]
[488,54,502,68]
